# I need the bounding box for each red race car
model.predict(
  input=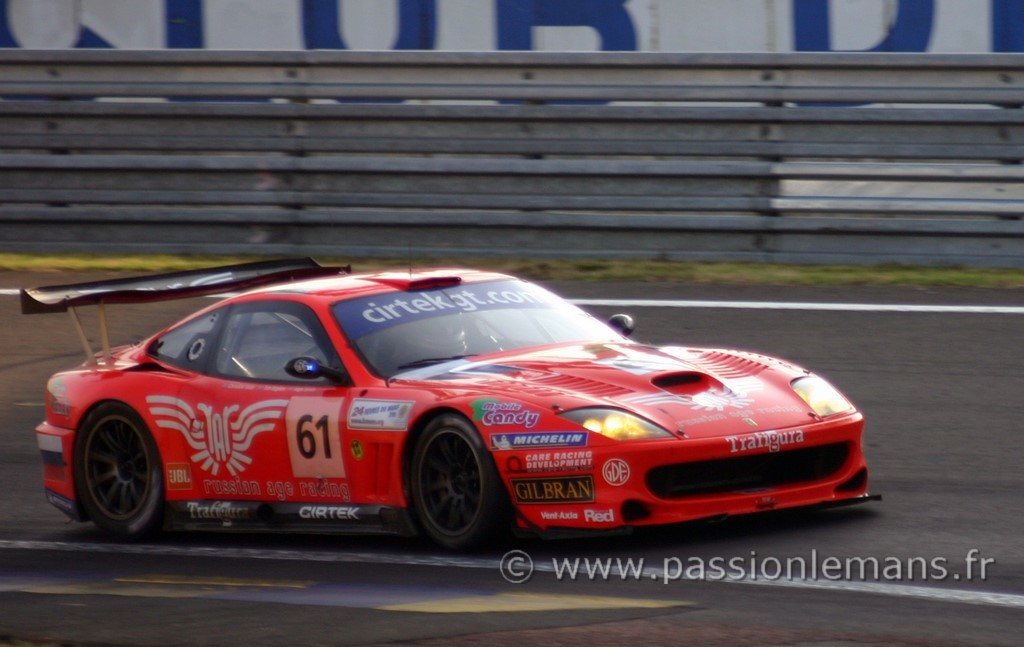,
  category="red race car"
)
[24,259,877,549]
